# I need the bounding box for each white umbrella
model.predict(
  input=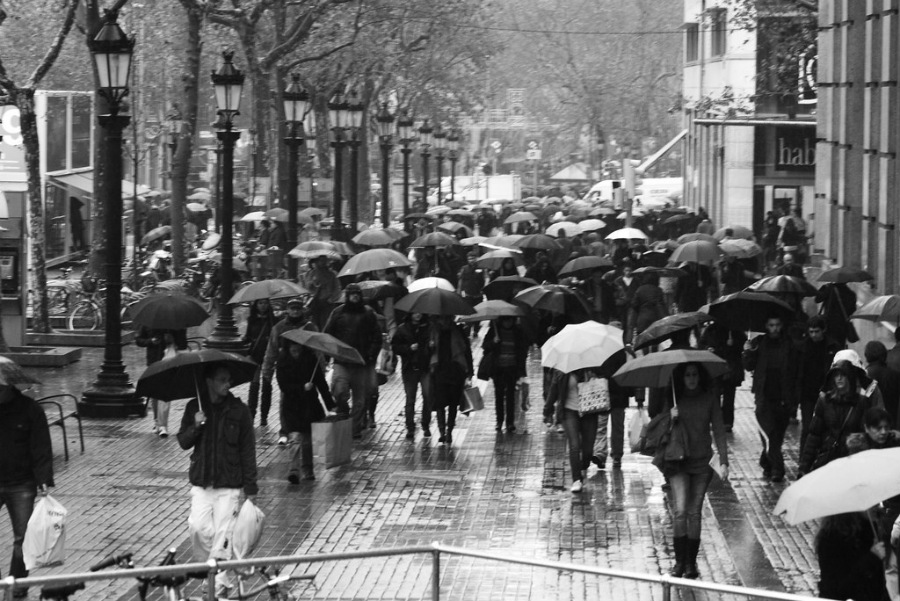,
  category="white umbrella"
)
[241,211,266,222]
[577,219,606,233]
[546,222,580,237]
[408,277,455,293]
[606,227,648,241]
[541,322,626,373]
